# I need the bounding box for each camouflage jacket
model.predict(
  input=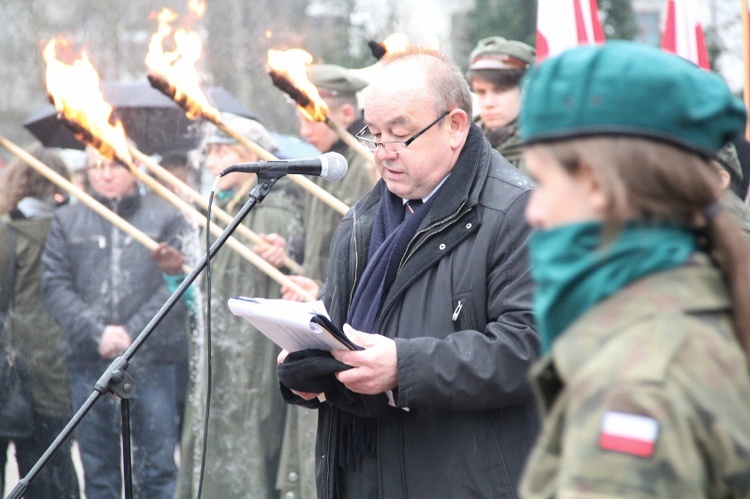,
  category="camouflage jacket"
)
[520,255,750,498]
